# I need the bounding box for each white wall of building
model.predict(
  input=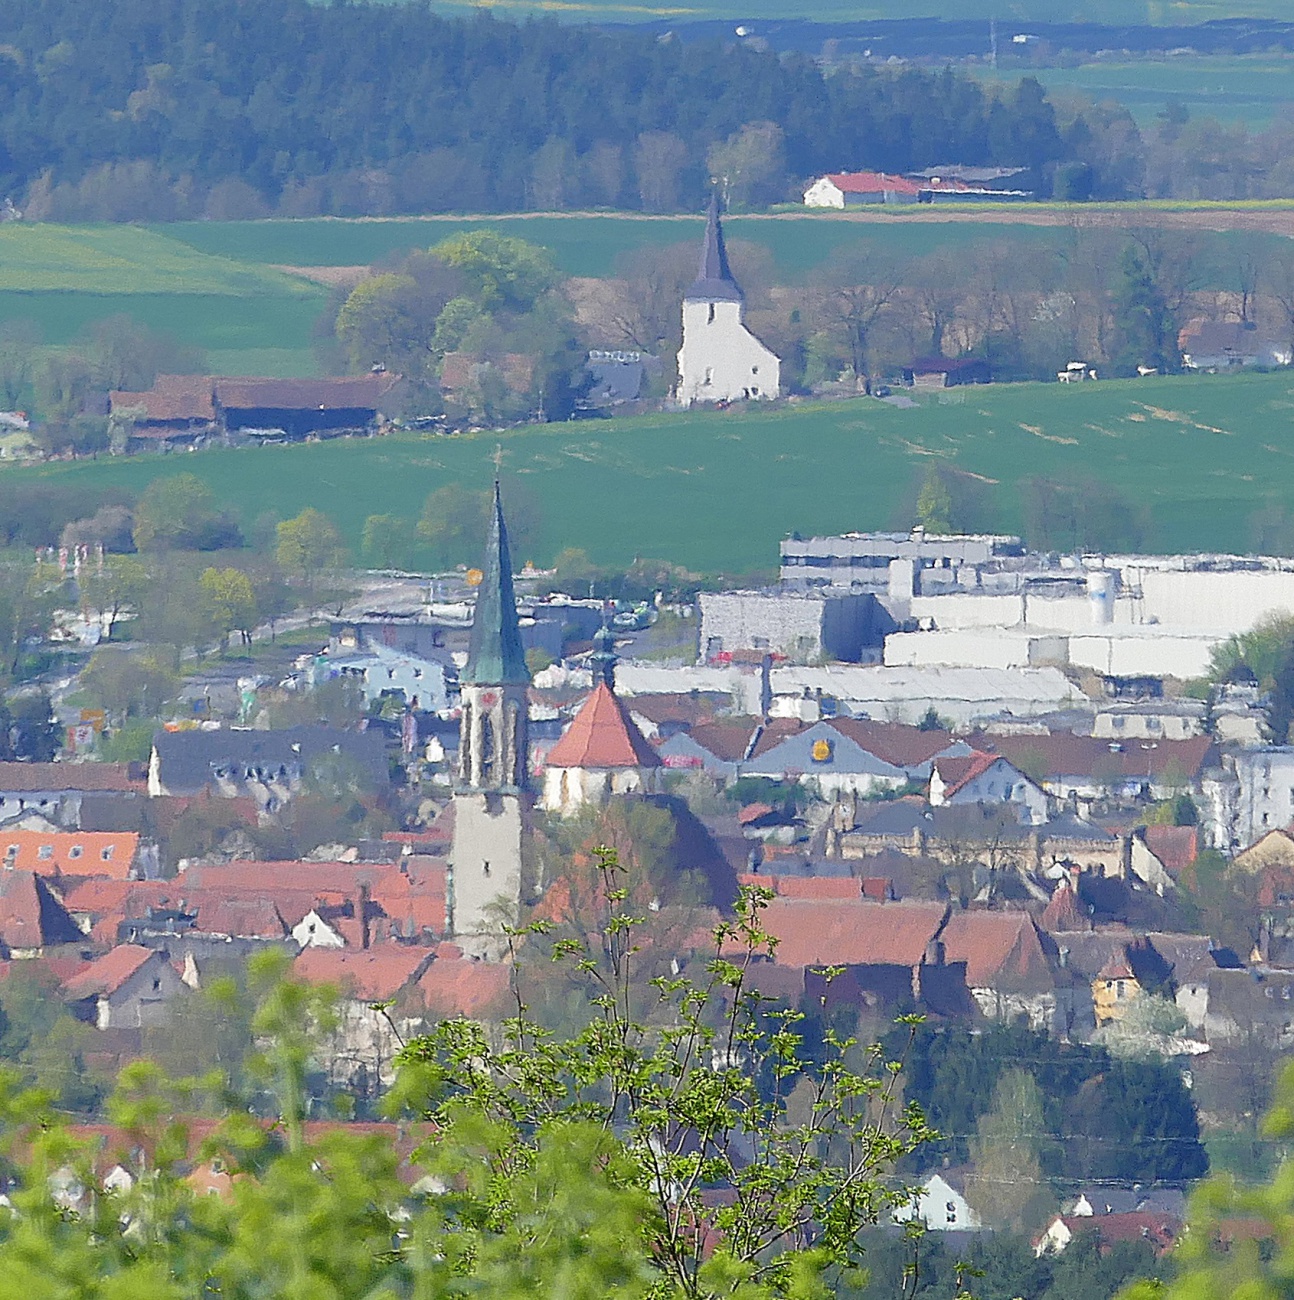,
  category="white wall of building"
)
[803,177,846,207]
[677,300,780,407]
[885,629,1067,669]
